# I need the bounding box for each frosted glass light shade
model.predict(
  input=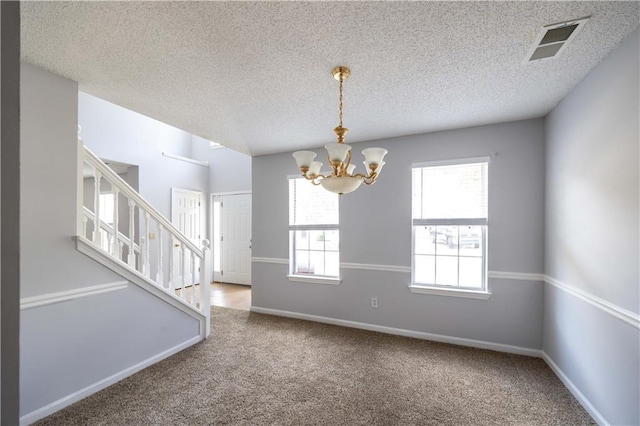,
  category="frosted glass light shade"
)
[292,151,317,169]
[362,147,388,165]
[320,176,363,195]
[308,161,323,177]
[347,164,356,175]
[324,143,352,163]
